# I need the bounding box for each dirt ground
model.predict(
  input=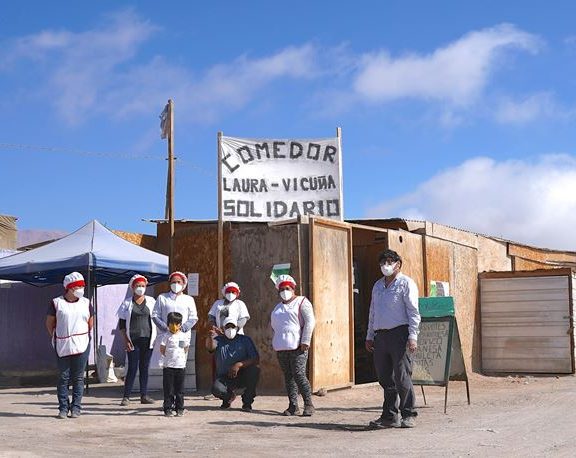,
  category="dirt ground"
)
[0,373,574,457]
